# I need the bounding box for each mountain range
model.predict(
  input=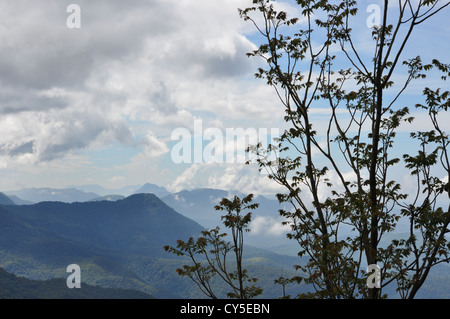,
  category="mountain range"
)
[1,183,449,299]
[3,184,295,254]
[0,191,301,298]
[160,188,296,253]
[4,183,169,203]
